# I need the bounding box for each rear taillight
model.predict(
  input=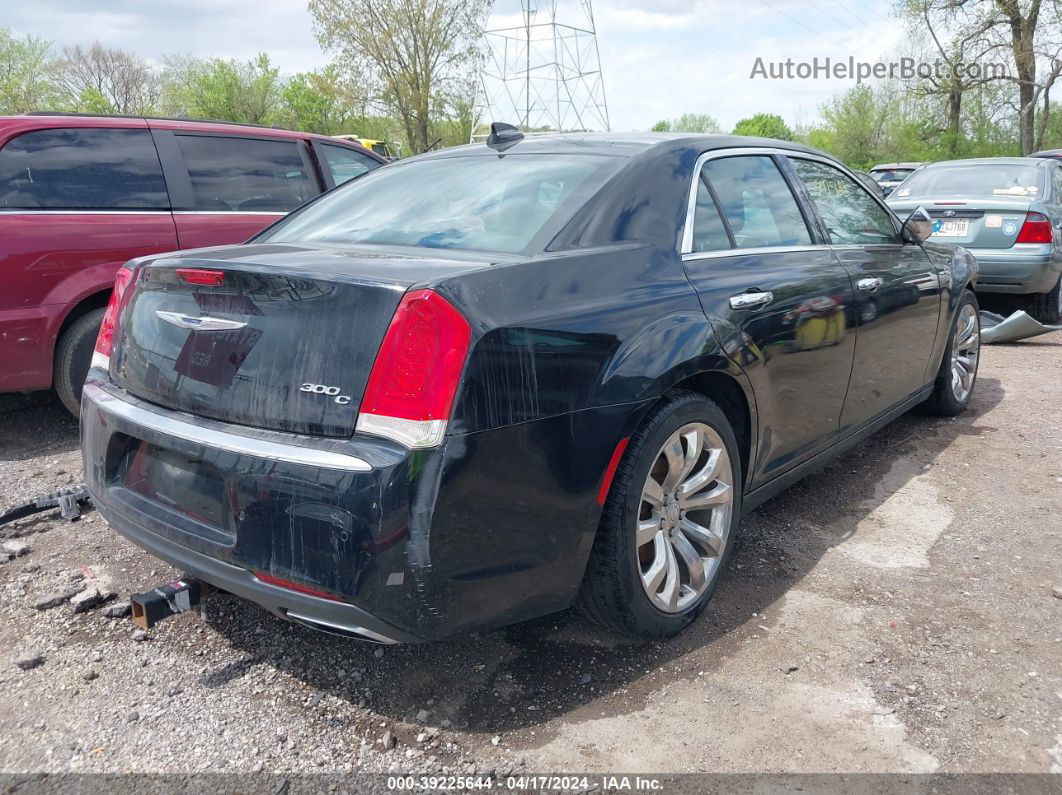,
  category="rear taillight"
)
[90,266,135,371]
[1016,212,1055,244]
[356,289,471,448]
